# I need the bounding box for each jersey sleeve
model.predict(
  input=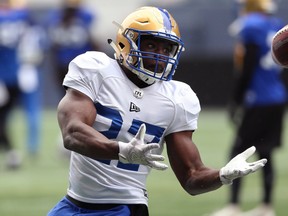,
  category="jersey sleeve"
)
[63,51,106,101]
[166,83,201,135]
